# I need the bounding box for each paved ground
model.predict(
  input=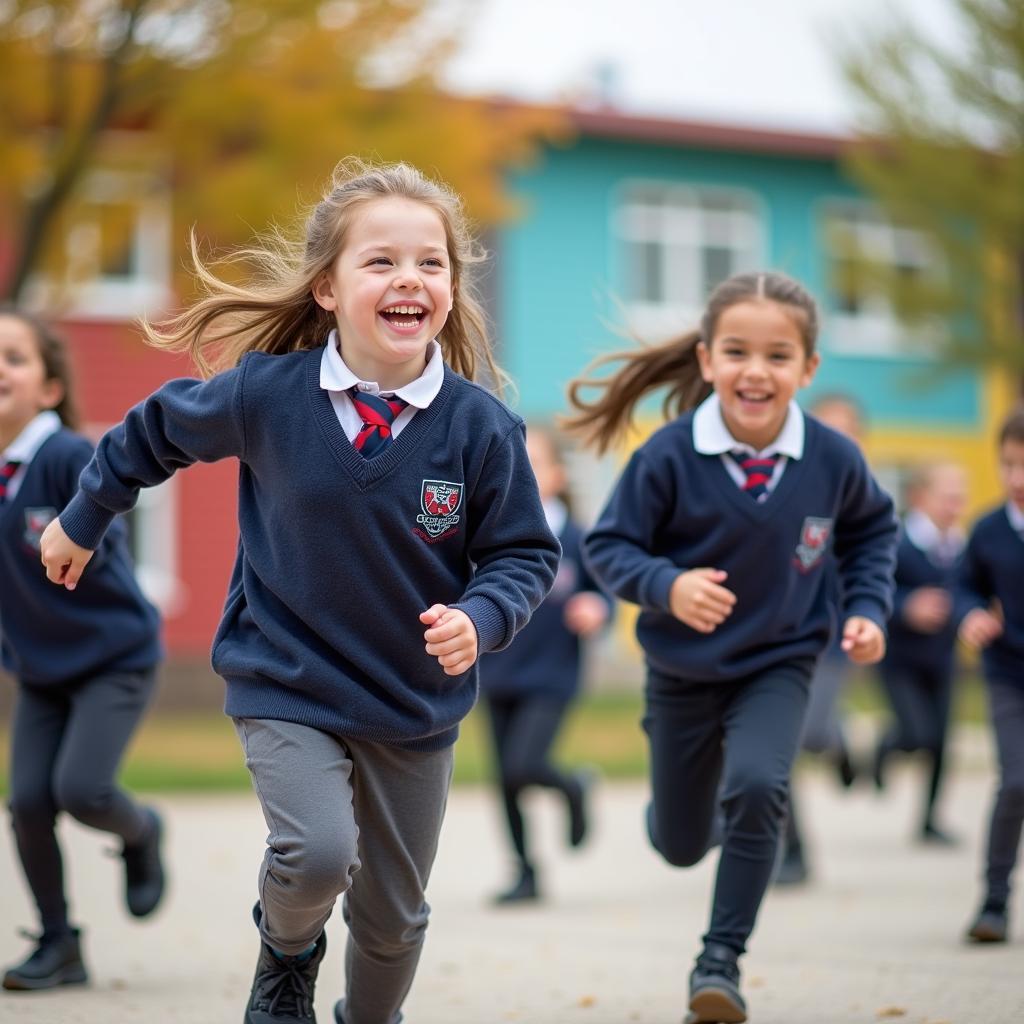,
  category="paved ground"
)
[1,728,1022,1024]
